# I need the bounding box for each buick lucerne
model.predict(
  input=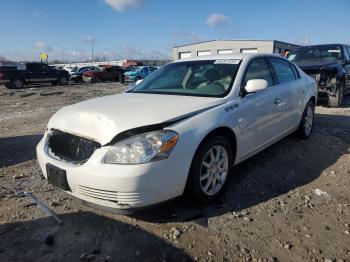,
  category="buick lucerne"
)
[36,54,317,211]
